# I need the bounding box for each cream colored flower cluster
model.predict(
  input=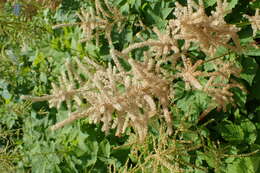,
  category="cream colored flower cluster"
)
[23,56,172,141]
[22,0,254,141]
[169,0,241,56]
